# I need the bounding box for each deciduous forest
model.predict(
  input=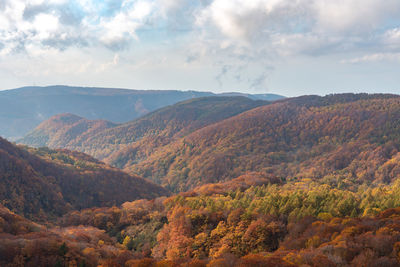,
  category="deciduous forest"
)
[2,93,400,266]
